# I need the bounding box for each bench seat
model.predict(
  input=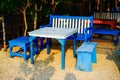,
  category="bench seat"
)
[93,28,120,45]
[76,42,98,72]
